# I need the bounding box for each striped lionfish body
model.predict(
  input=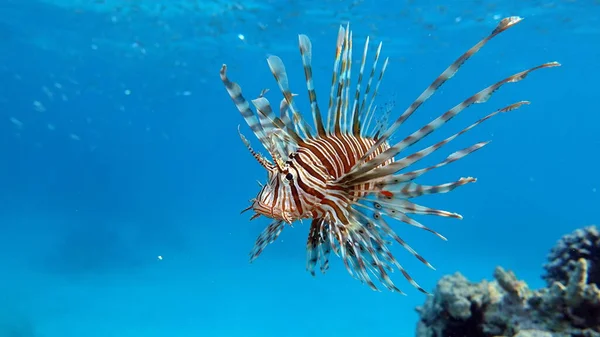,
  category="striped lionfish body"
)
[220,17,559,294]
